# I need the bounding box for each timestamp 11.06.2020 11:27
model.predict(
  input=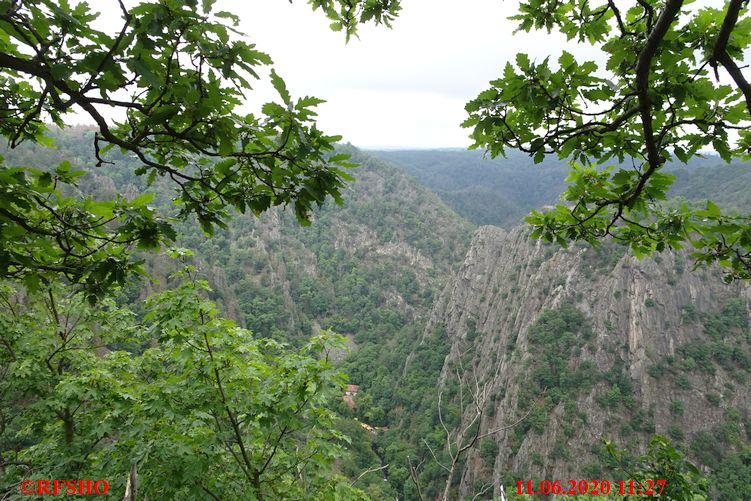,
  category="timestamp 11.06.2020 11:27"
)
[516,478,667,496]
